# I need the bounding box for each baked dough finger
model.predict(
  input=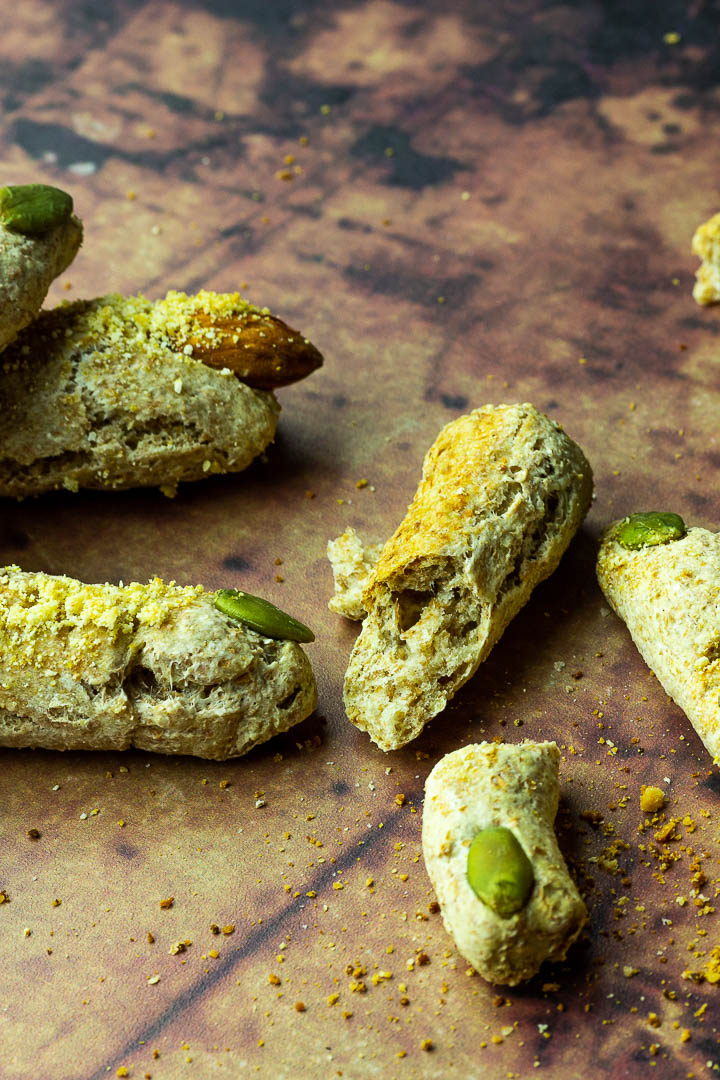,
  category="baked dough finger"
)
[422,740,587,985]
[596,512,720,763]
[0,567,317,760]
[333,403,593,750]
[0,290,322,497]
[0,183,82,352]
